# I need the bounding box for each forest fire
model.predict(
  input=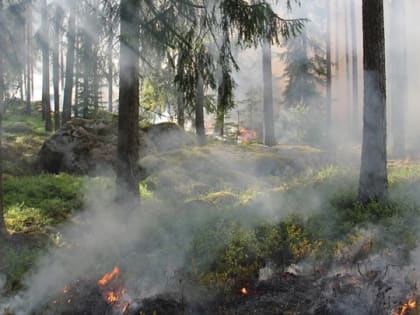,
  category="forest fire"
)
[240,287,248,295]
[392,295,417,315]
[98,266,121,287]
[97,266,131,313]
[239,128,257,143]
